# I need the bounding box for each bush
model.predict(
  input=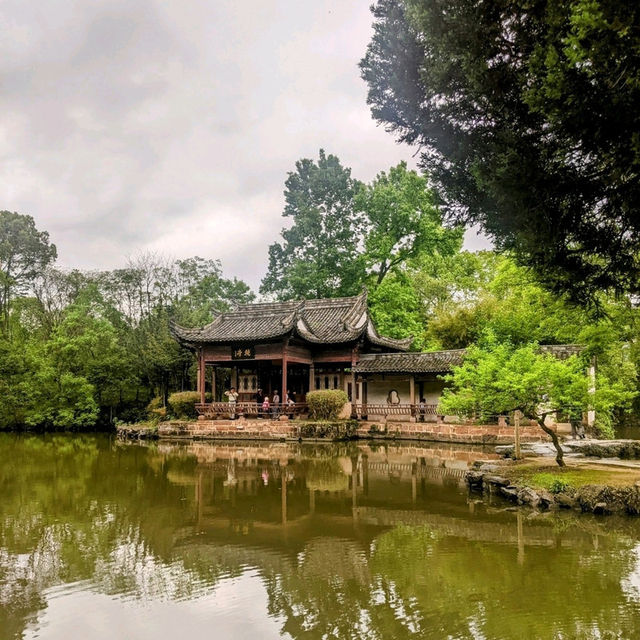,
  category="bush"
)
[167,391,211,419]
[306,390,349,420]
[549,479,570,494]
